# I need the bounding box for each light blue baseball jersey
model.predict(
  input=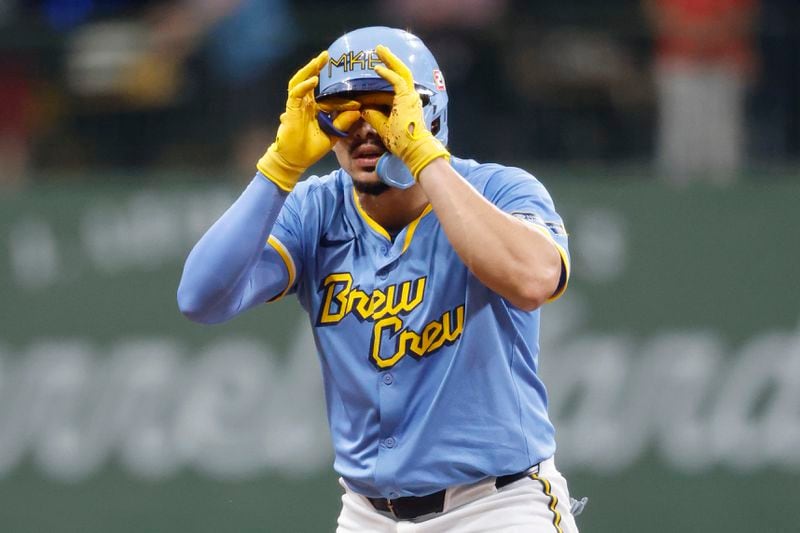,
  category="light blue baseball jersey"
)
[266,156,570,499]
